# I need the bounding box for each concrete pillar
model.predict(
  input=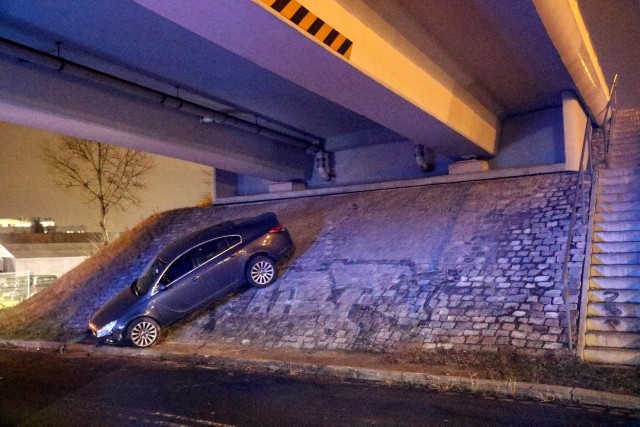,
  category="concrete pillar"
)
[214,170,239,199]
[562,91,589,172]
